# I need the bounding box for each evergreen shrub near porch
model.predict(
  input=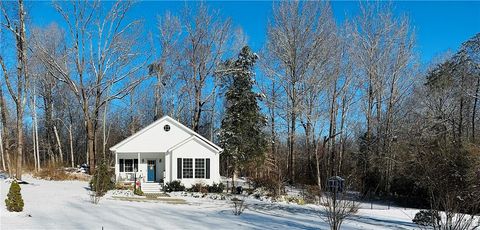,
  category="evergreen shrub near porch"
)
[165,180,185,192]
[90,160,115,197]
